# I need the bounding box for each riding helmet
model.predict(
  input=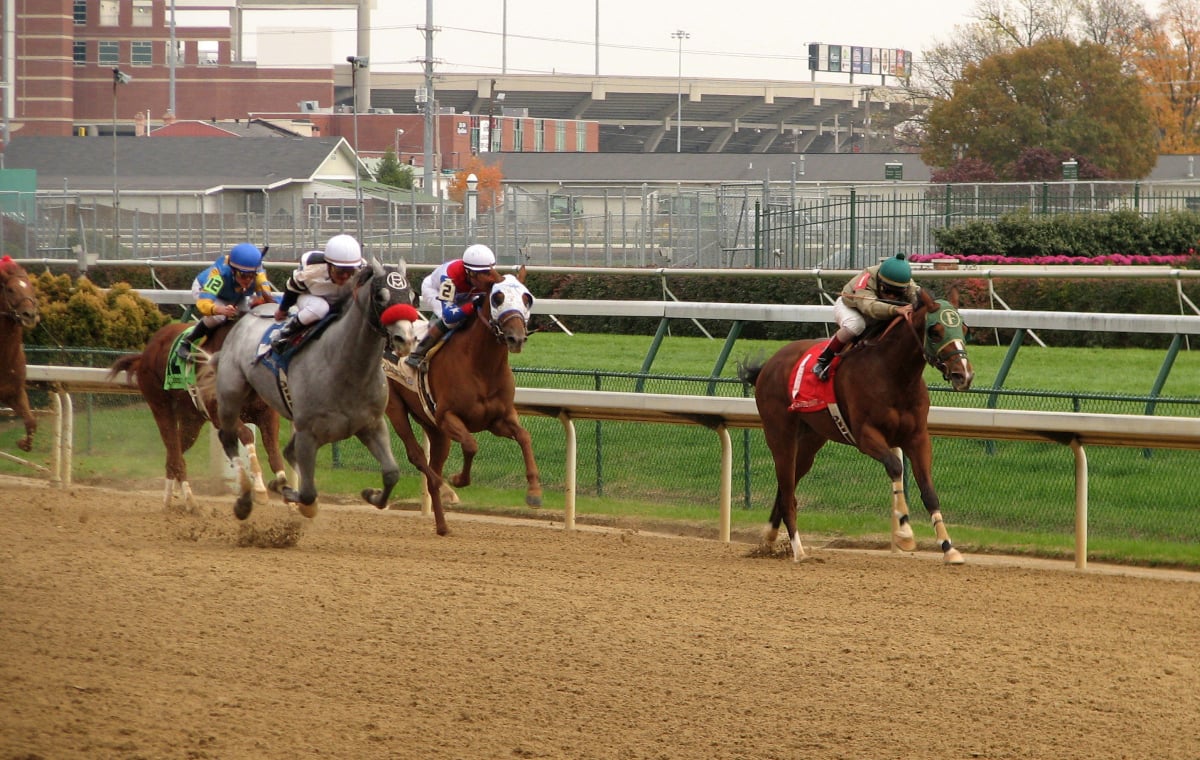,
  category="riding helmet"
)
[228,242,262,272]
[878,253,912,288]
[462,244,497,272]
[324,234,363,267]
